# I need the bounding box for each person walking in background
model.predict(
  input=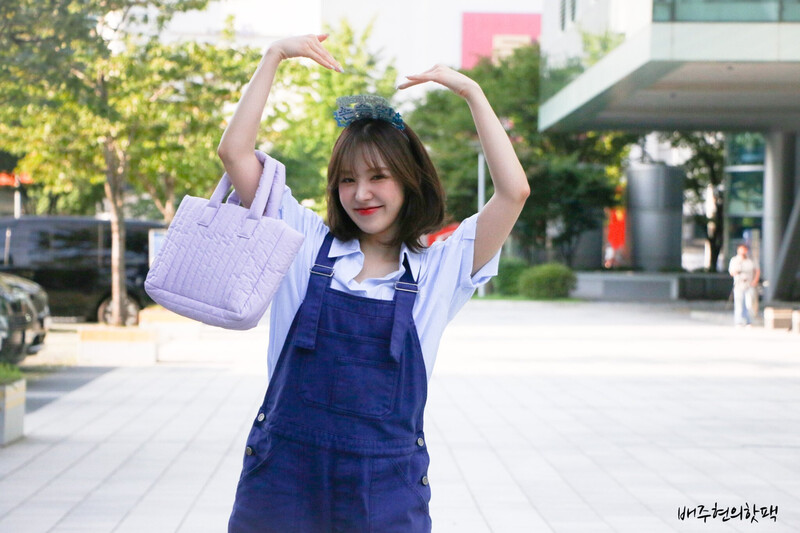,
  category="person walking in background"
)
[728,244,760,327]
